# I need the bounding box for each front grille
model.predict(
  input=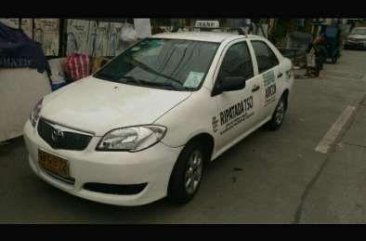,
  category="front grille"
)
[349,39,365,43]
[83,183,147,195]
[37,118,92,151]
